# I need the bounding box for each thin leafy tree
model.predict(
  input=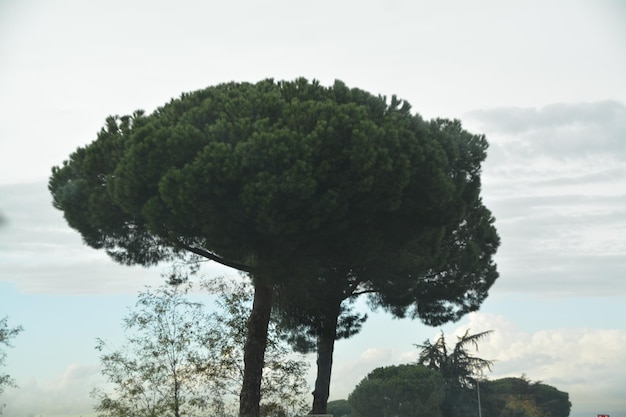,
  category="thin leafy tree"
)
[92,277,309,417]
[91,283,213,417]
[0,316,23,415]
